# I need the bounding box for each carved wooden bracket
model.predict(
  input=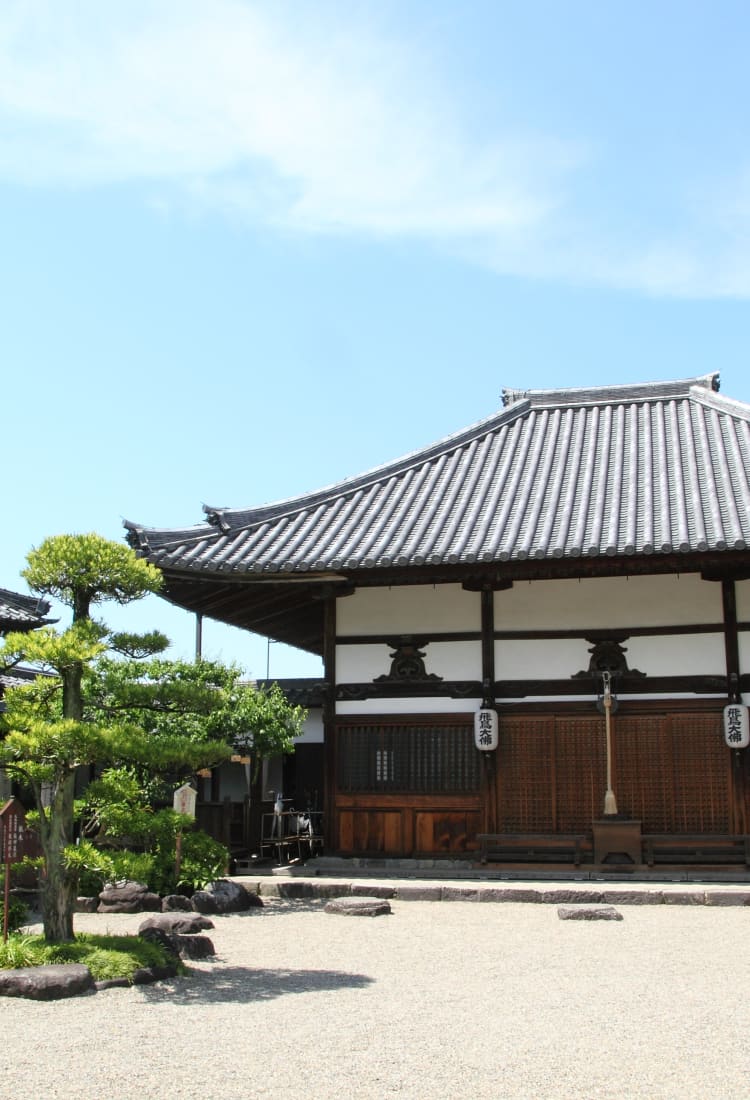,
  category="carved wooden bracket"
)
[573,637,646,681]
[373,637,443,684]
